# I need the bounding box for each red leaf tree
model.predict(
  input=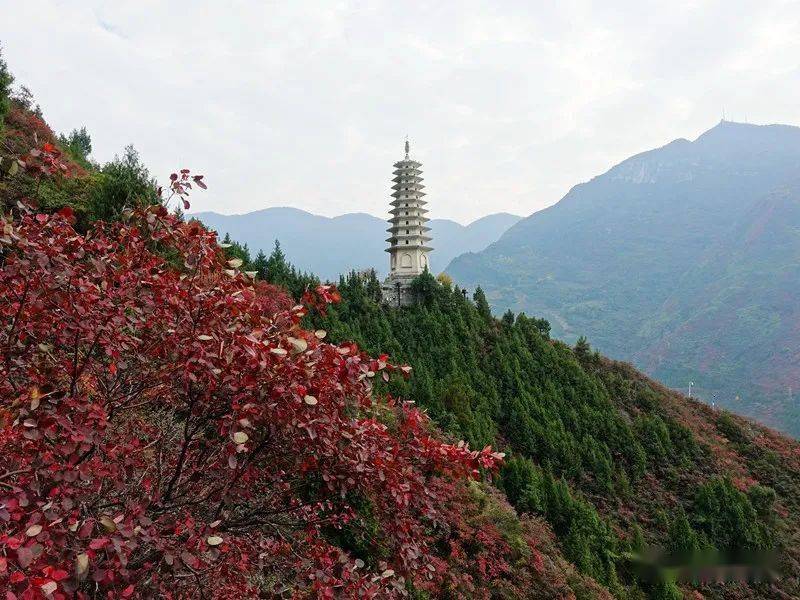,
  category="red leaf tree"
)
[0,204,502,598]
